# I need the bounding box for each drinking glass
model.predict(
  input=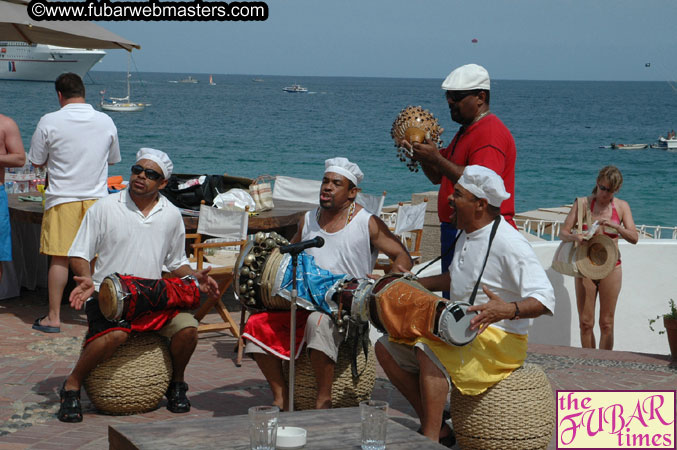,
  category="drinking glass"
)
[248,405,279,450]
[360,400,388,450]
